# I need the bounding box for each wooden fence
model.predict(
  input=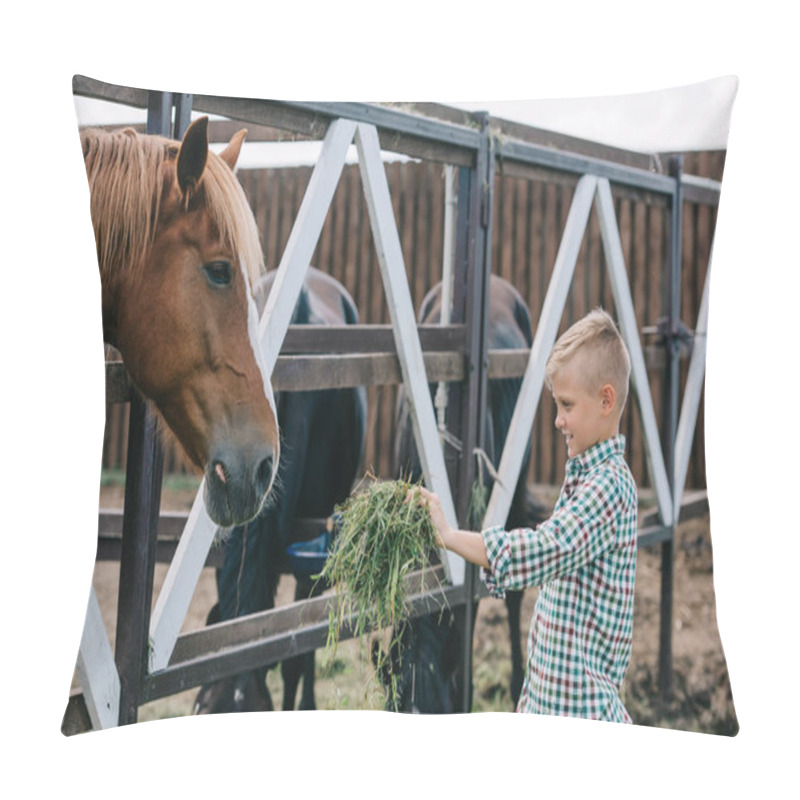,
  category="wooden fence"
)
[101,150,724,494]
